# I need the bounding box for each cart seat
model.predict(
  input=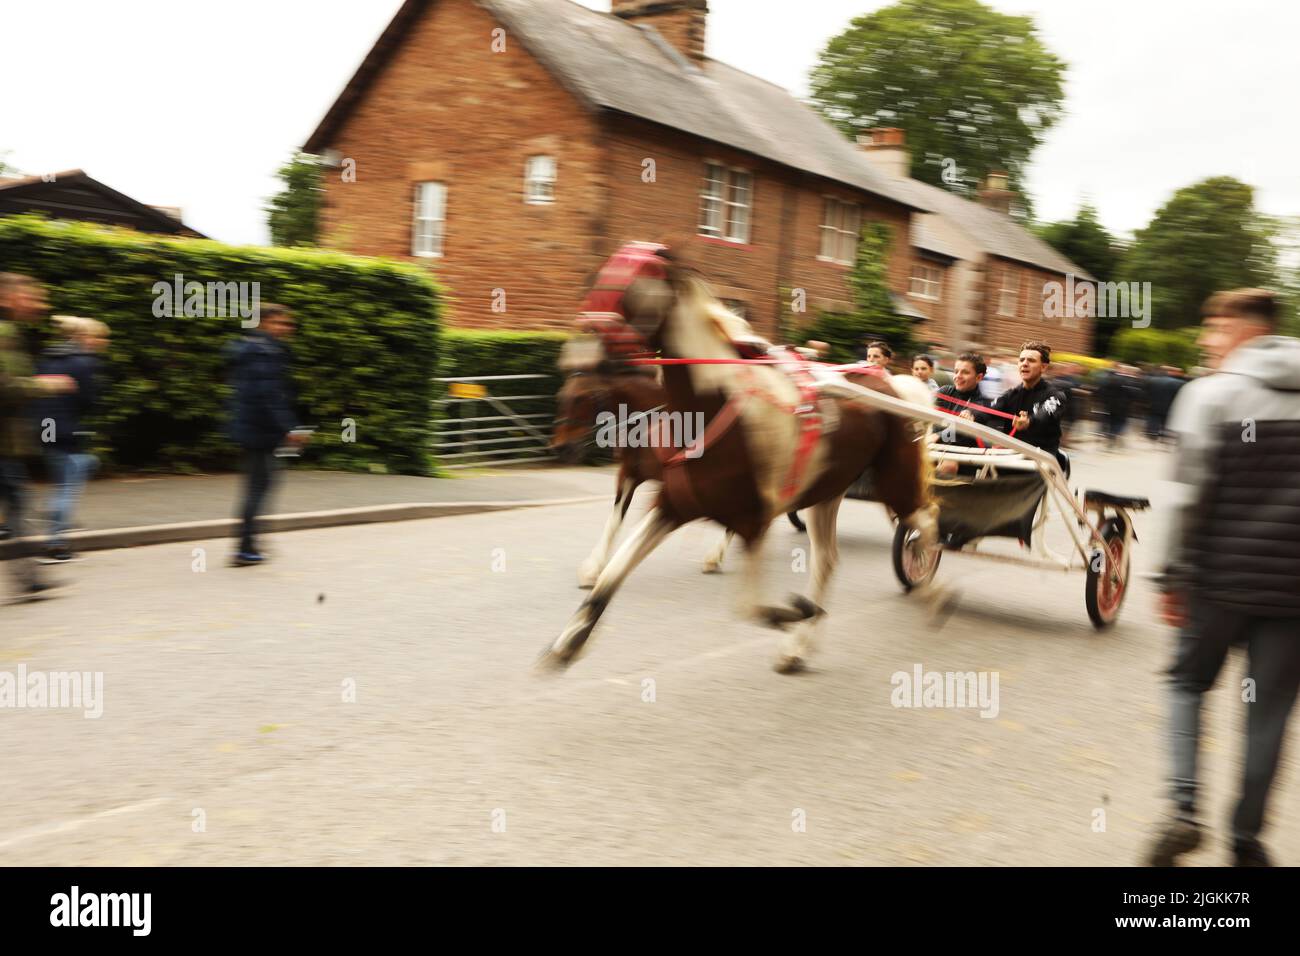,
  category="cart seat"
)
[1084,489,1150,511]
